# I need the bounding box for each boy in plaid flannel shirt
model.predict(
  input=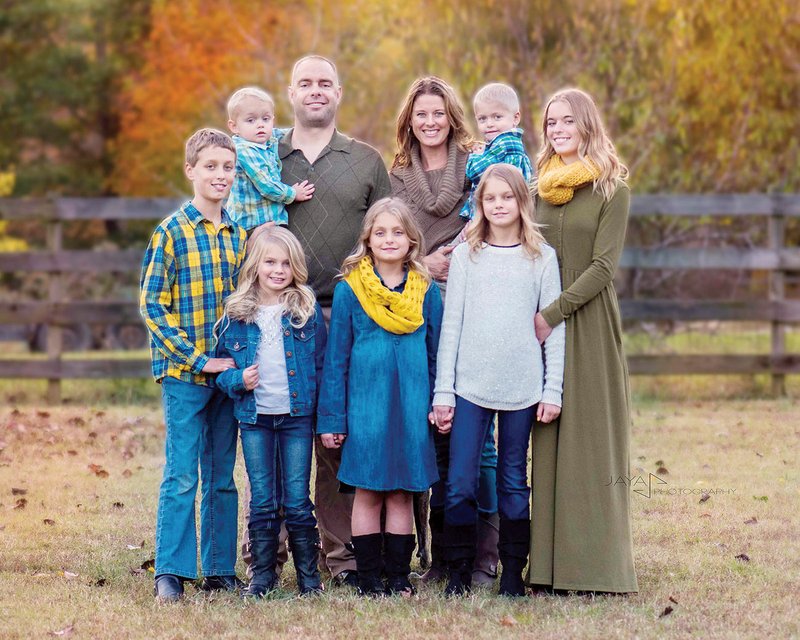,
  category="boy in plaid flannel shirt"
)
[140,128,247,602]
[226,87,314,235]
[459,83,534,221]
